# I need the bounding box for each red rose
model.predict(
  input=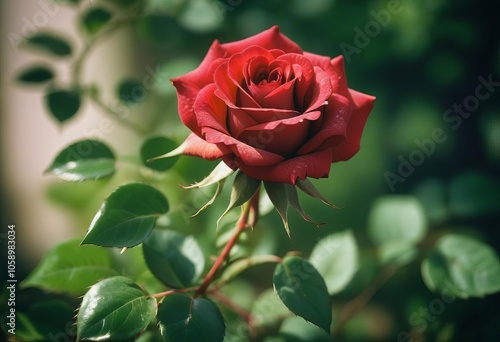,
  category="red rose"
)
[172,26,375,185]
